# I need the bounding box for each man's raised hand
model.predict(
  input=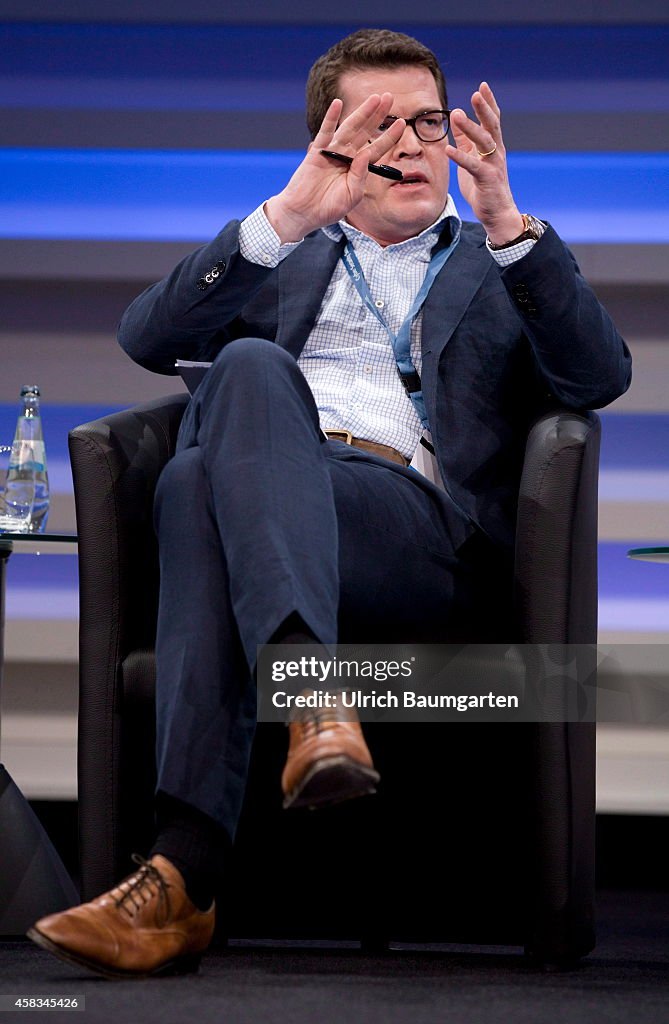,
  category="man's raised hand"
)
[265,93,405,243]
[446,82,524,245]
